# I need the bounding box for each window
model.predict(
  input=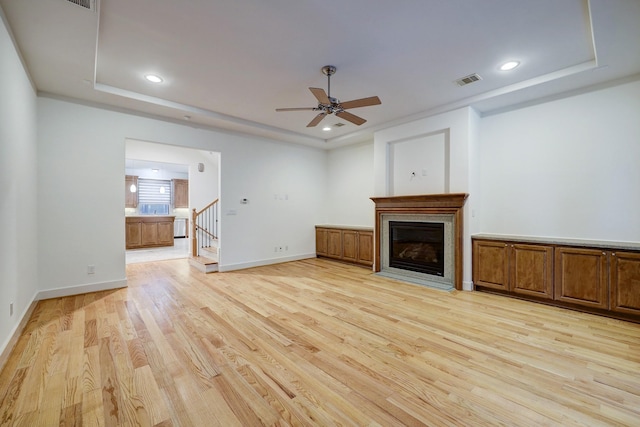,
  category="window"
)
[138,178,171,215]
